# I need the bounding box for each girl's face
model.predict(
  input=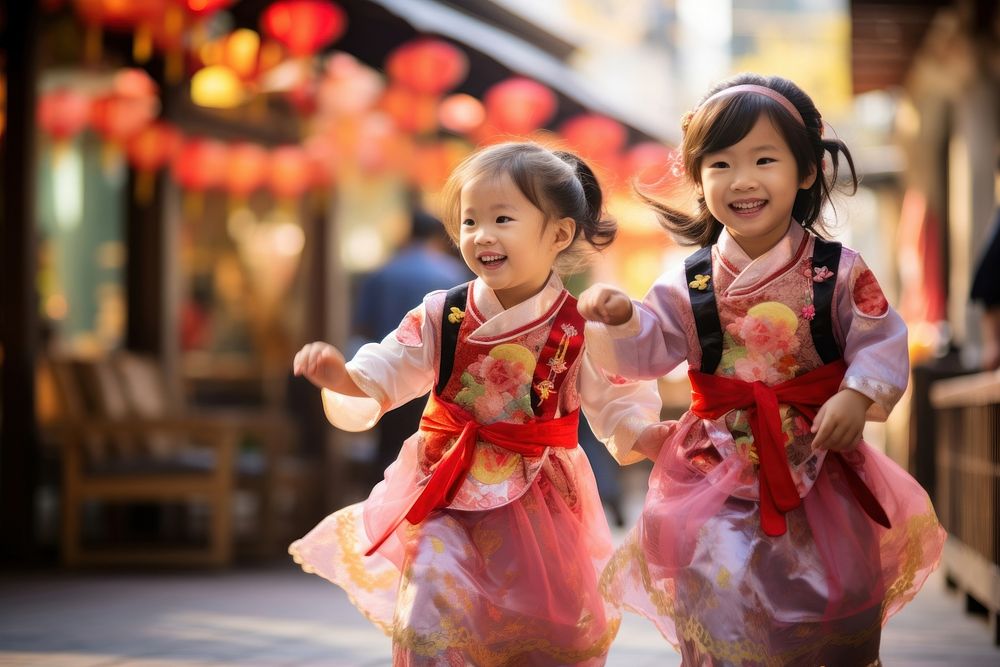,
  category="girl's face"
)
[696,115,815,259]
[458,173,573,309]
